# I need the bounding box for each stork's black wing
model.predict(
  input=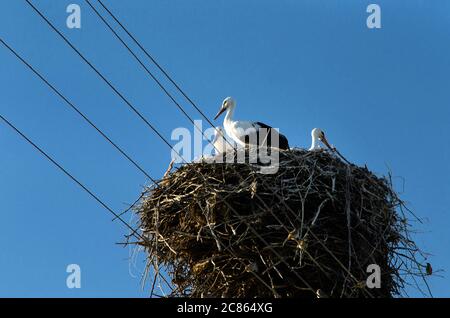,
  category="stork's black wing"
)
[255,122,273,129]
[254,122,290,150]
